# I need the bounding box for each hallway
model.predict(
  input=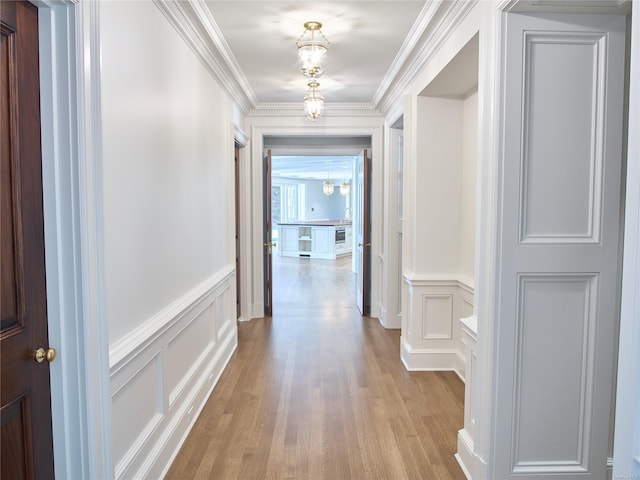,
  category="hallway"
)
[166,256,465,479]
